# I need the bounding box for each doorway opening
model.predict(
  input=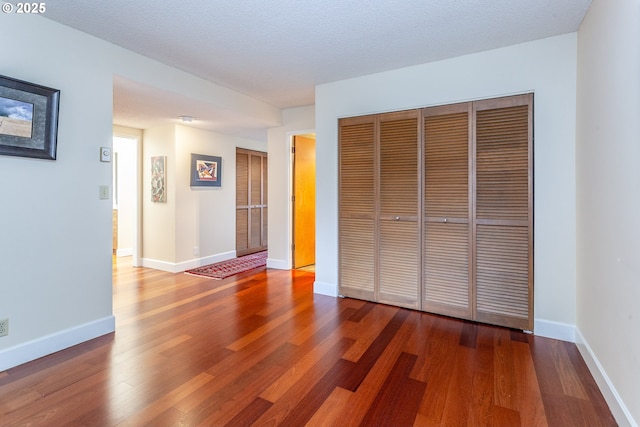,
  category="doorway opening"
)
[112,135,140,267]
[292,134,316,271]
